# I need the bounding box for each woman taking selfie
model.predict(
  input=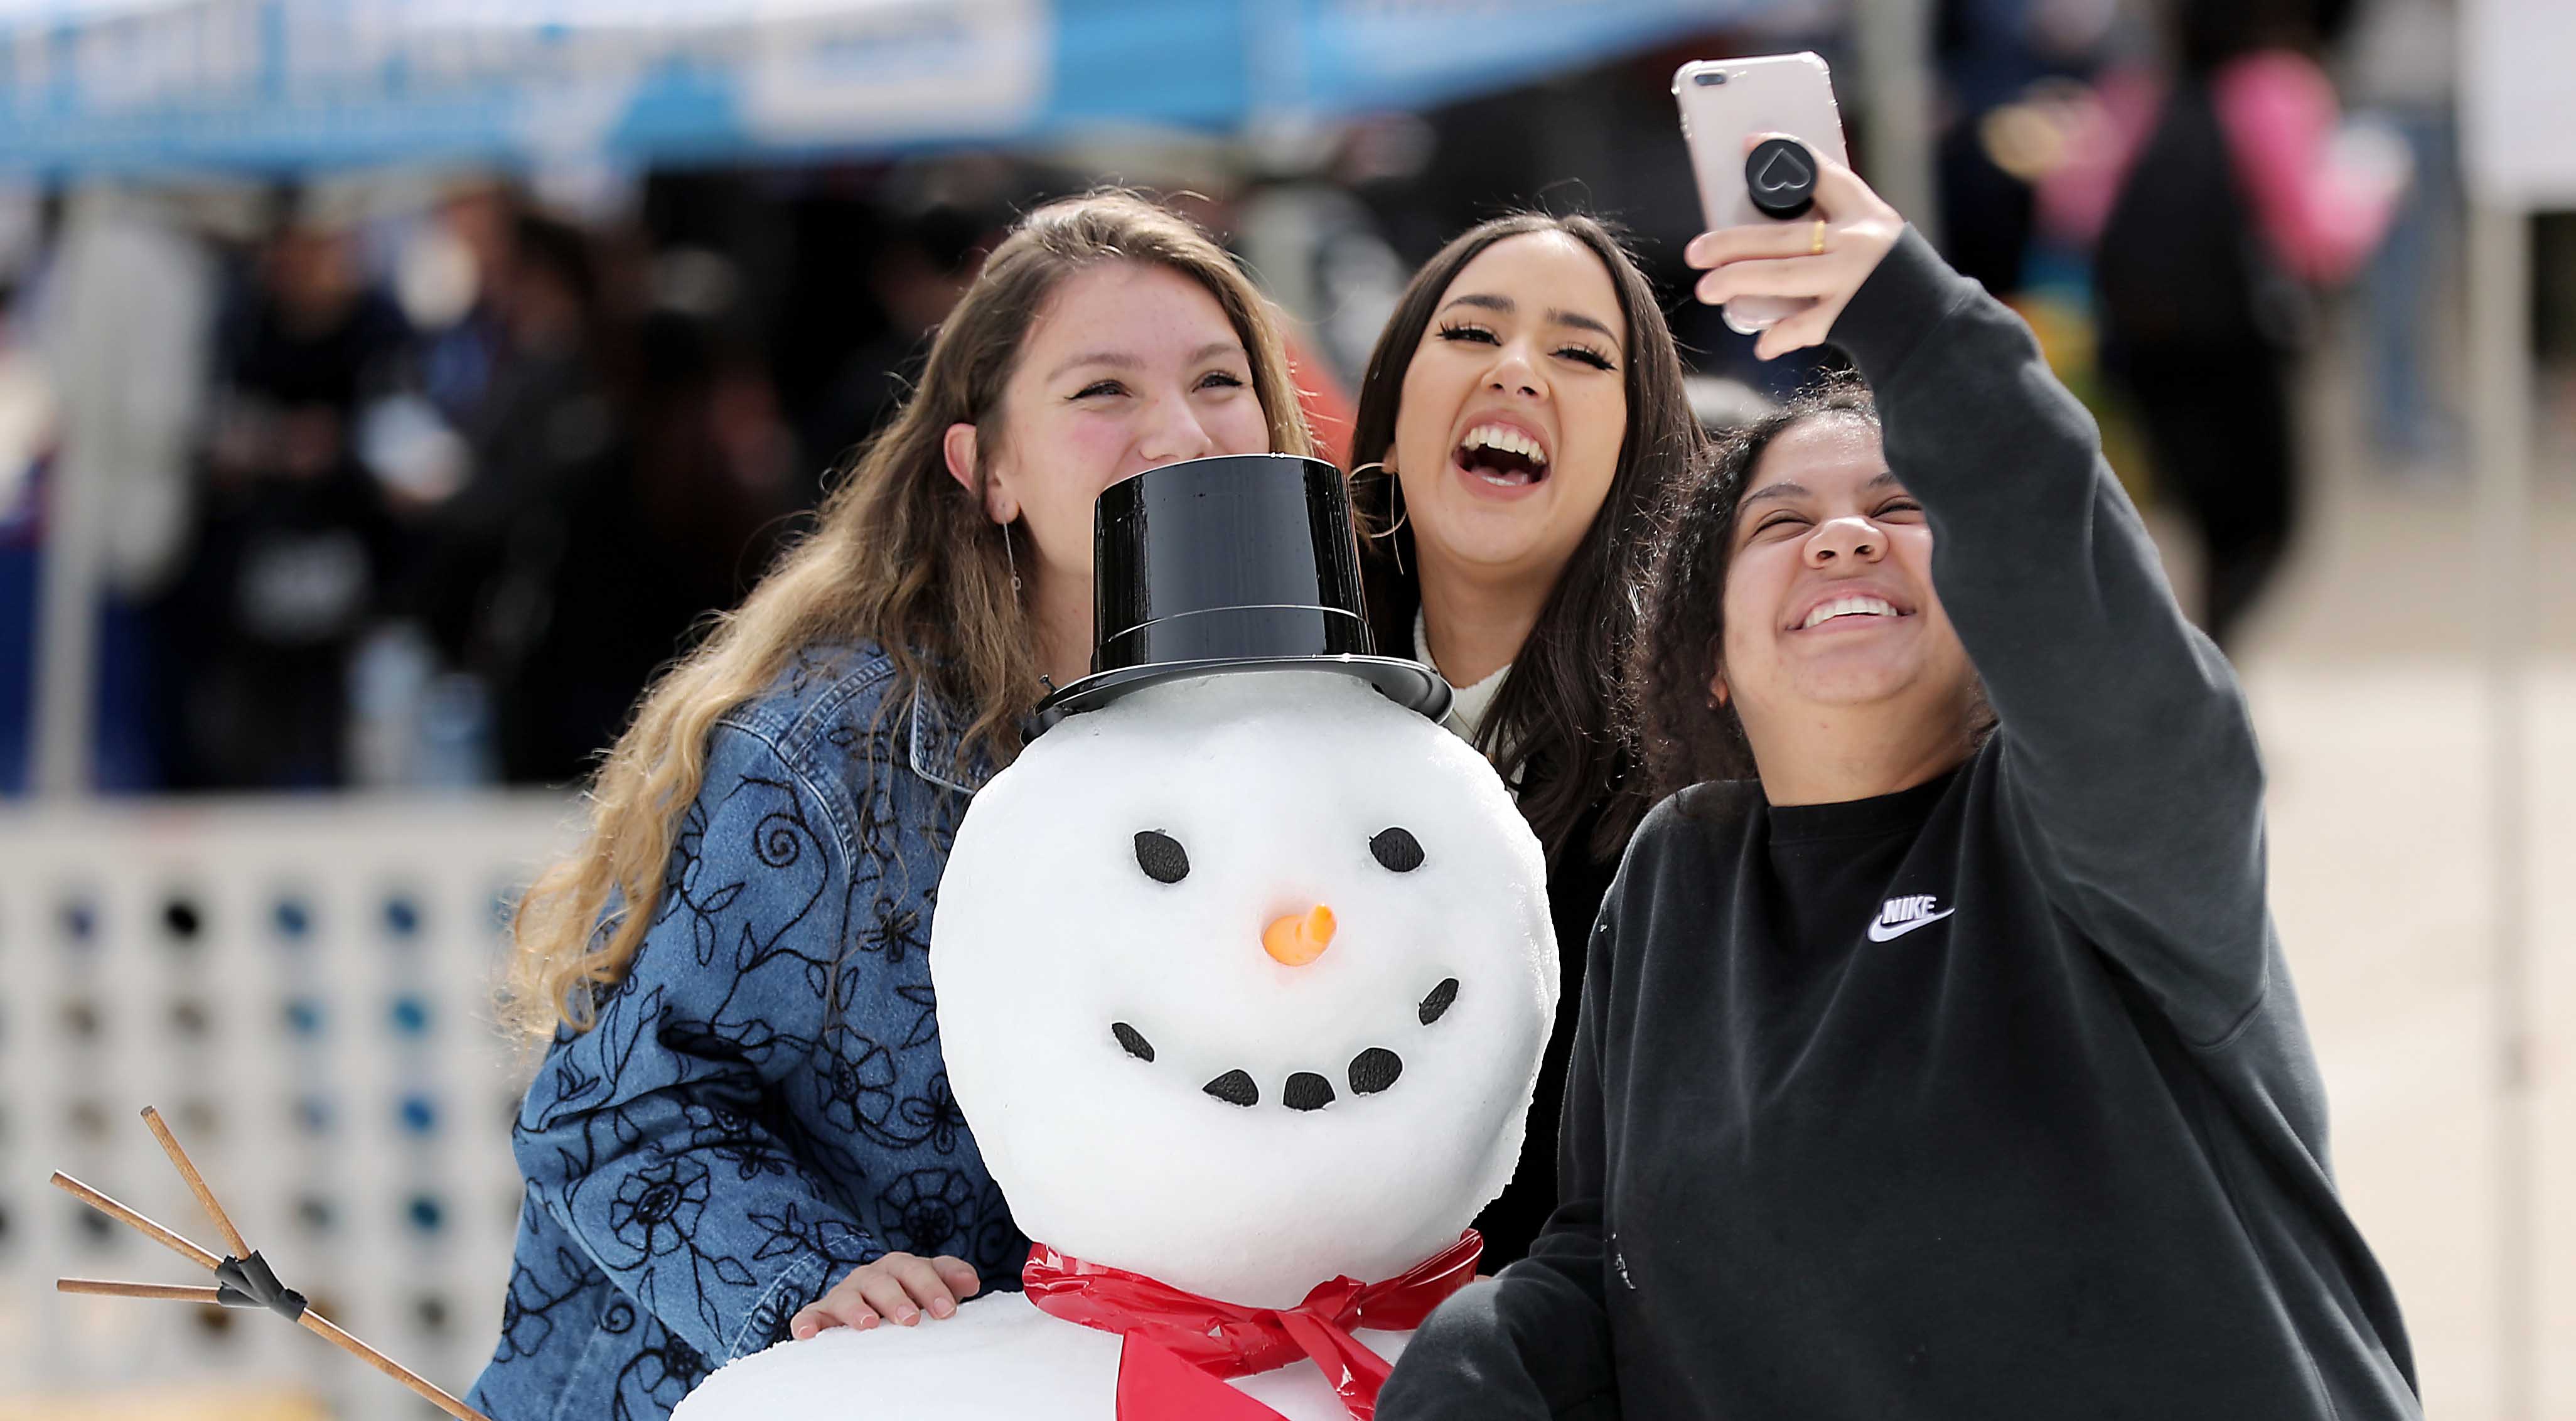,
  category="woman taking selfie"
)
[1379,152,2420,1418]
[469,191,1317,1420]
[1346,213,1700,1264]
